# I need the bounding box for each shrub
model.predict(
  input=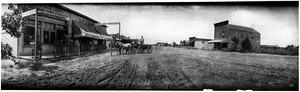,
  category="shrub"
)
[241,37,252,52]
[260,45,299,56]
[1,42,14,59]
[228,45,236,52]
